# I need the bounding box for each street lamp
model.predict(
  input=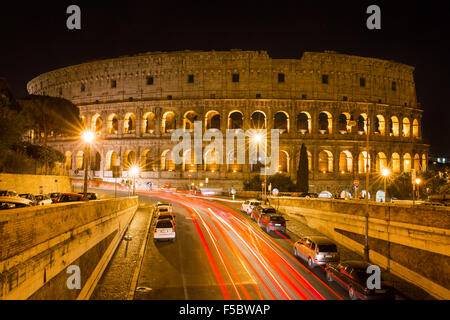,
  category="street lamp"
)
[252,133,266,203]
[415,178,421,200]
[381,168,390,203]
[82,130,95,197]
[129,165,139,196]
